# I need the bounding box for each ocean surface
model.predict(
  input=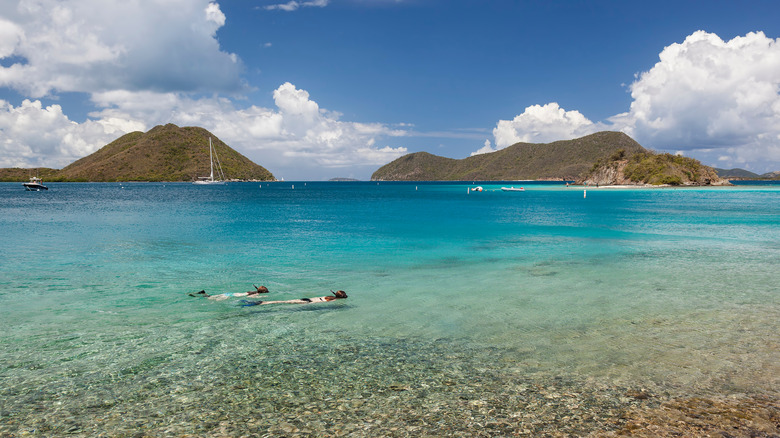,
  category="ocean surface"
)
[1,181,778,436]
